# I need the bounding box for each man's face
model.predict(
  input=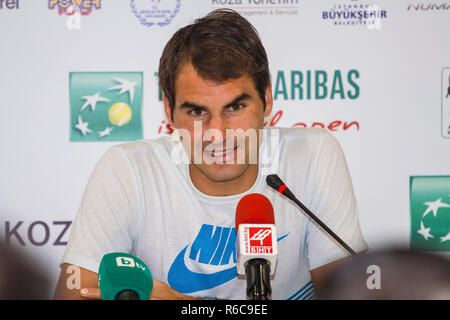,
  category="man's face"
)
[164,63,272,184]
